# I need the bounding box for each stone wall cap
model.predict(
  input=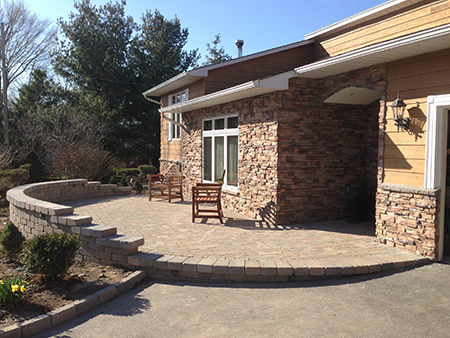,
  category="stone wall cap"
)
[380,183,439,197]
